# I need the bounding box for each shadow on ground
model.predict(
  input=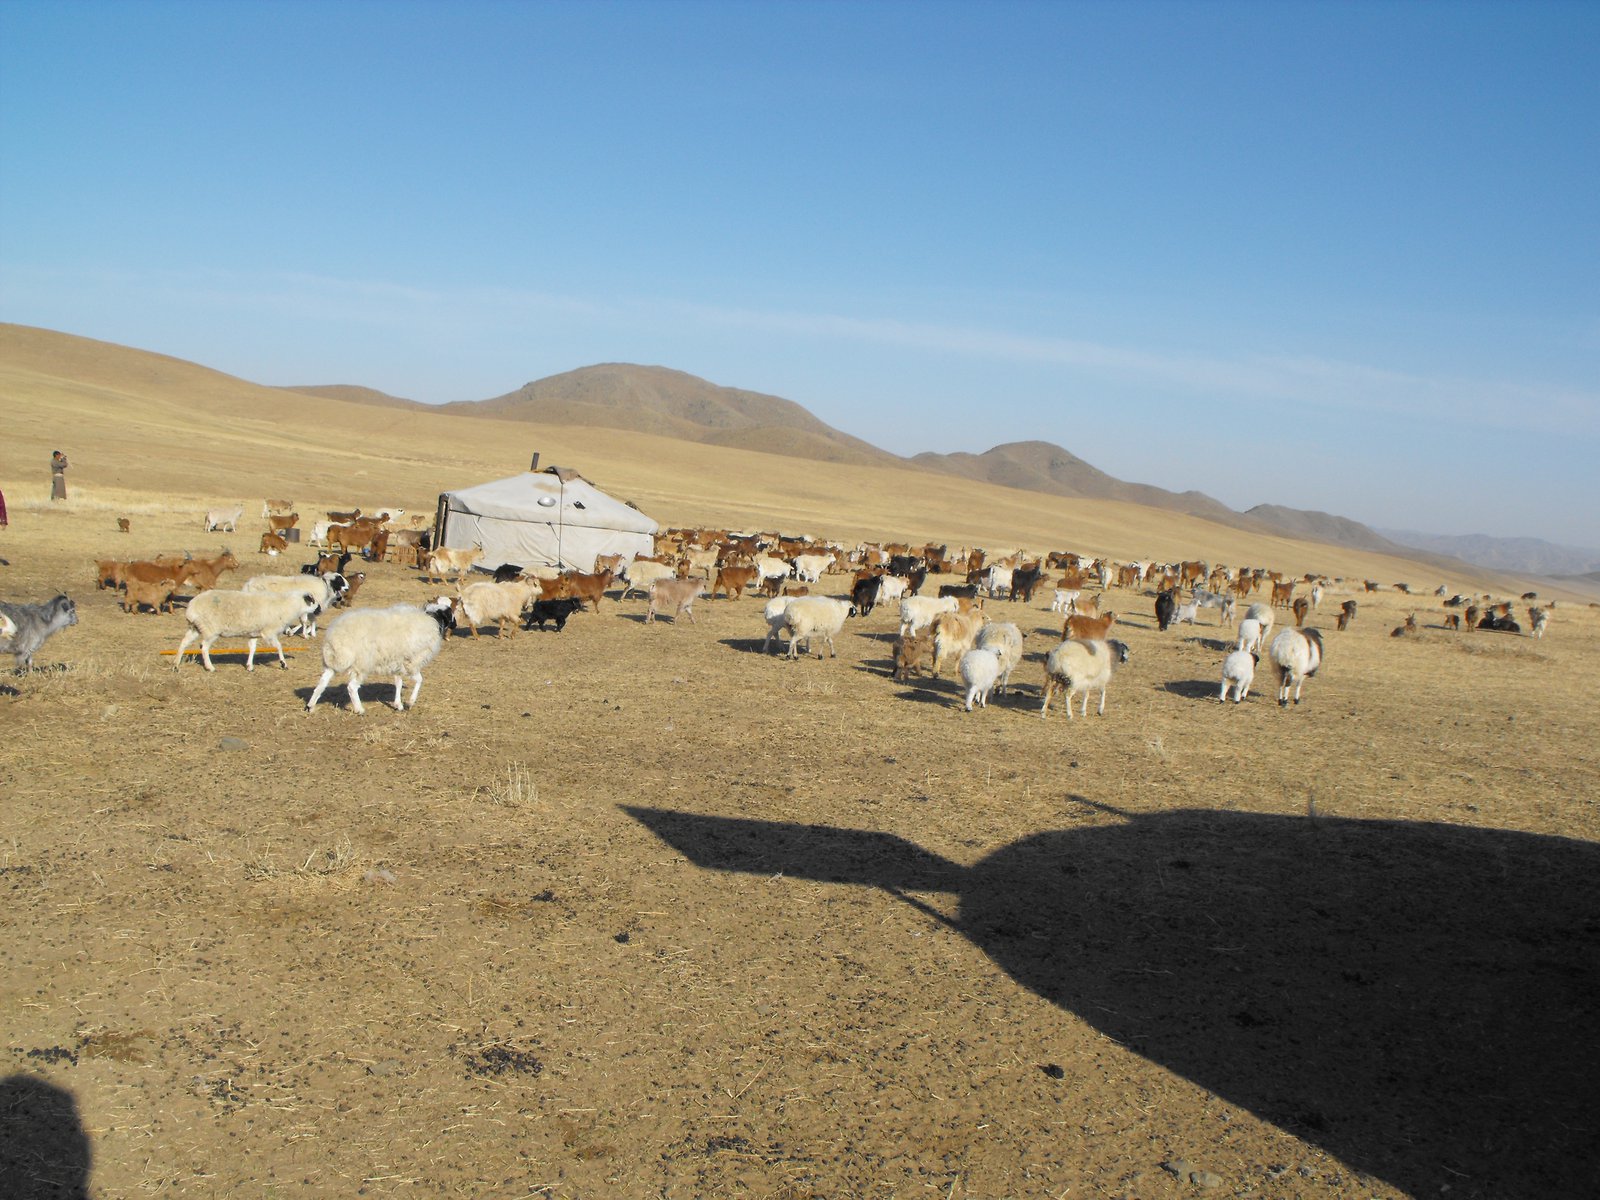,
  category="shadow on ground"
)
[626,802,1600,1199]
[1,1075,92,1199]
